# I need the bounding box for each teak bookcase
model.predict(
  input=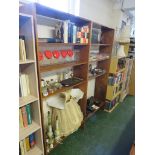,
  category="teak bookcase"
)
[20,3,114,154]
[19,13,44,155]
